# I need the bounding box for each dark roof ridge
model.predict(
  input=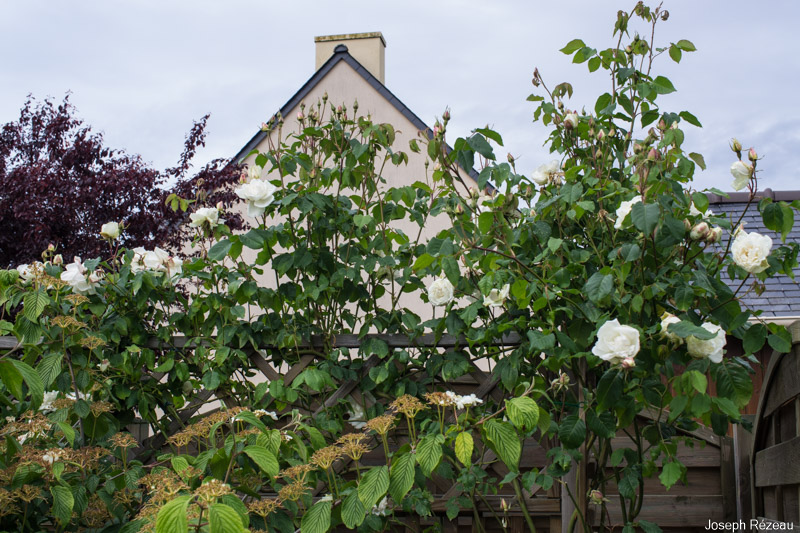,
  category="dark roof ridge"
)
[233,45,479,182]
[707,189,800,204]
